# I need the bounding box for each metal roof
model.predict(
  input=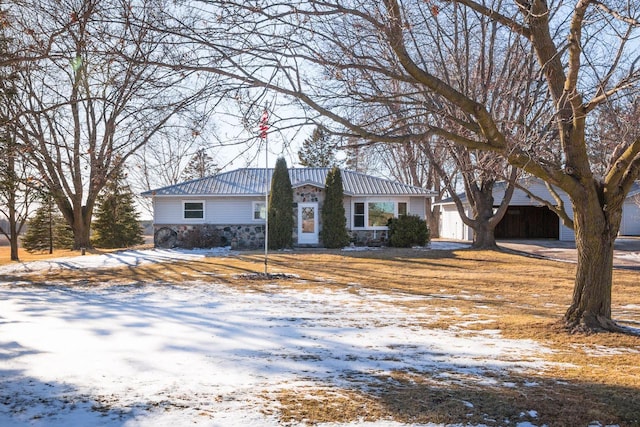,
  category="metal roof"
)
[437,178,640,205]
[142,168,436,197]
